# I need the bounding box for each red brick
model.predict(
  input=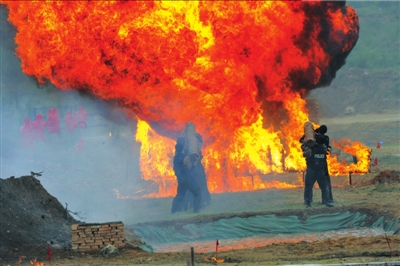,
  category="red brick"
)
[110,223,123,226]
[71,224,79,230]
[93,240,103,245]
